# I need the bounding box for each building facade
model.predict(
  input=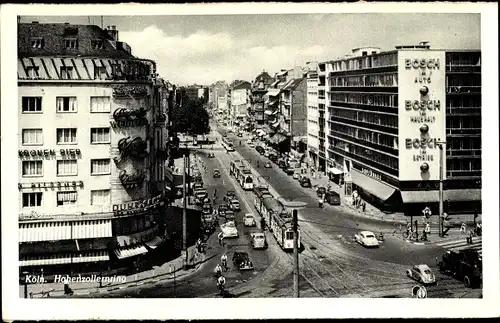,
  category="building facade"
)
[323,44,481,215]
[306,62,320,168]
[18,22,168,273]
[250,71,274,126]
[229,81,251,128]
[278,77,307,153]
